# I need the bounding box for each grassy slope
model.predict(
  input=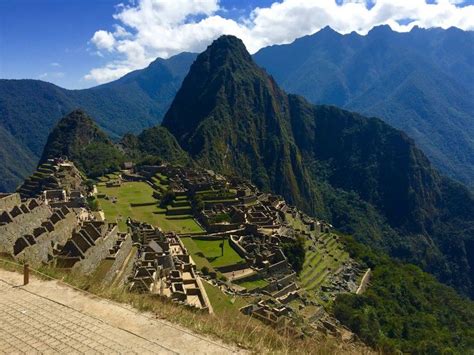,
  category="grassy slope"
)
[235,278,269,290]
